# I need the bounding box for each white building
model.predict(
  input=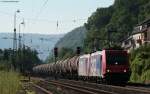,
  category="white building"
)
[122,18,150,52]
